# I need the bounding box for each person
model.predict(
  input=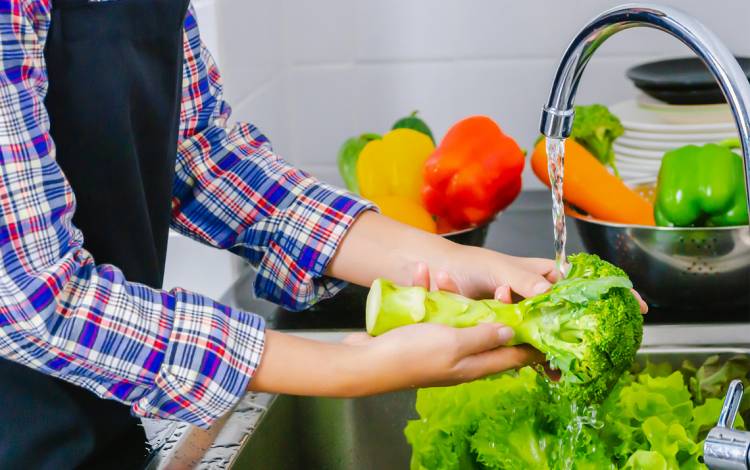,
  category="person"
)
[0,1,647,468]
